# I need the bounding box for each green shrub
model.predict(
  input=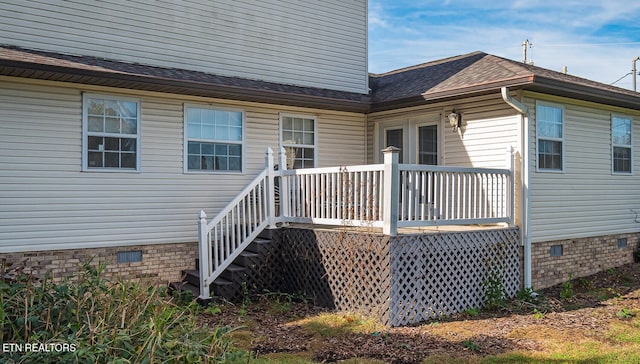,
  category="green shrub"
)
[616,307,634,319]
[560,275,575,301]
[0,262,235,363]
[483,268,507,310]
